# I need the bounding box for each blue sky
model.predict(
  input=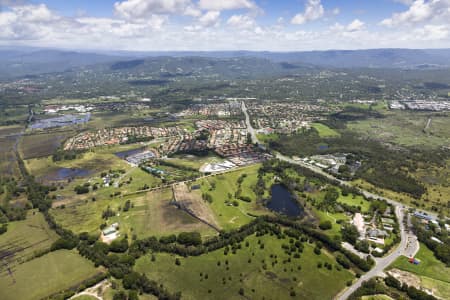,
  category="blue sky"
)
[1,0,449,51]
